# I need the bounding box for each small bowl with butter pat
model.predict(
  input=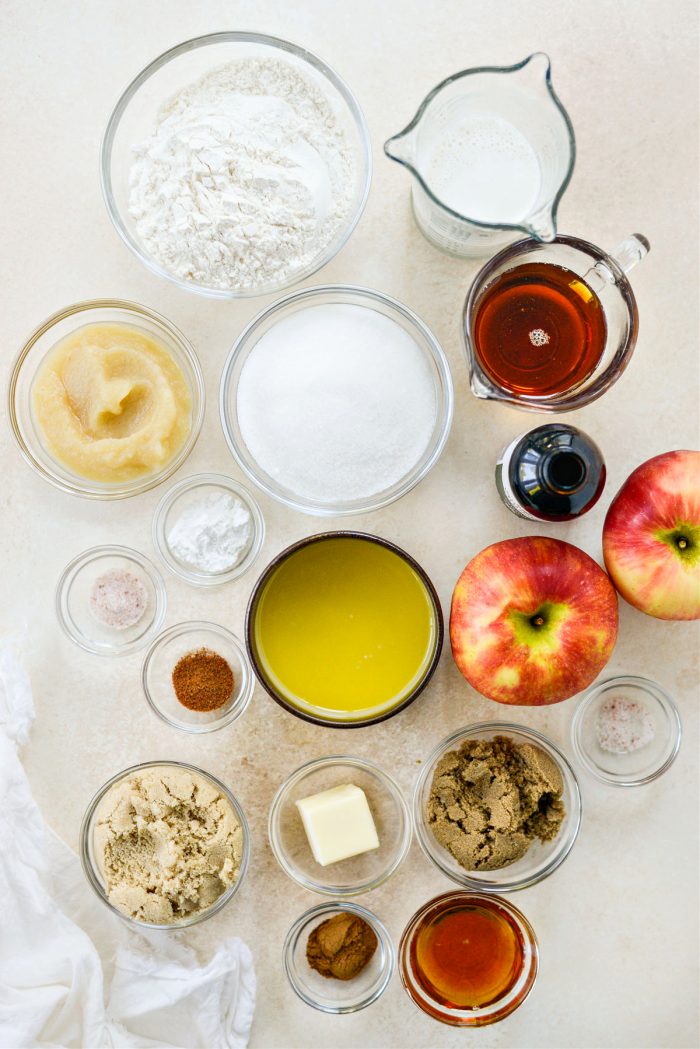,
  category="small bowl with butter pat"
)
[268,756,411,895]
